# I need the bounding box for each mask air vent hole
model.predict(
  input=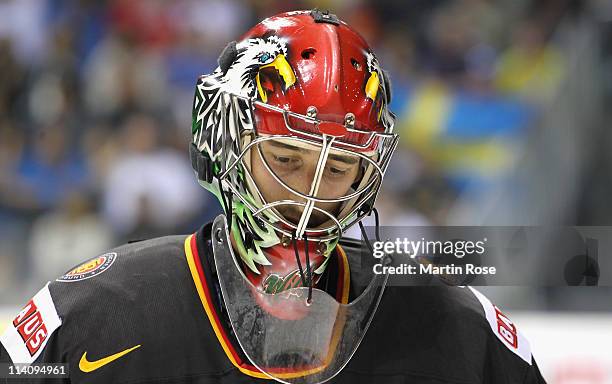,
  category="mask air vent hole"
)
[301,48,316,59]
[351,58,362,71]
